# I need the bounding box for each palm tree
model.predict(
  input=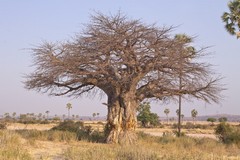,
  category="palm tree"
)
[174,34,195,137]
[181,114,184,122]
[164,108,170,124]
[66,103,72,119]
[45,111,49,120]
[62,114,66,121]
[222,0,240,38]
[191,109,198,124]
[38,113,42,120]
[176,109,179,118]
[92,113,96,120]
[12,112,16,120]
